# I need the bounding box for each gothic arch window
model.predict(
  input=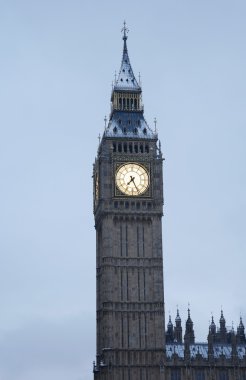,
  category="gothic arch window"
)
[140,144,143,153]
[123,98,126,109]
[129,143,133,153]
[134,144,138,153]
[134,99,137,109]
[119,98,122,109]
[113,143,116,152]
[124,143,127,153]
[118,143,122,152]
[145,144,149,153]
